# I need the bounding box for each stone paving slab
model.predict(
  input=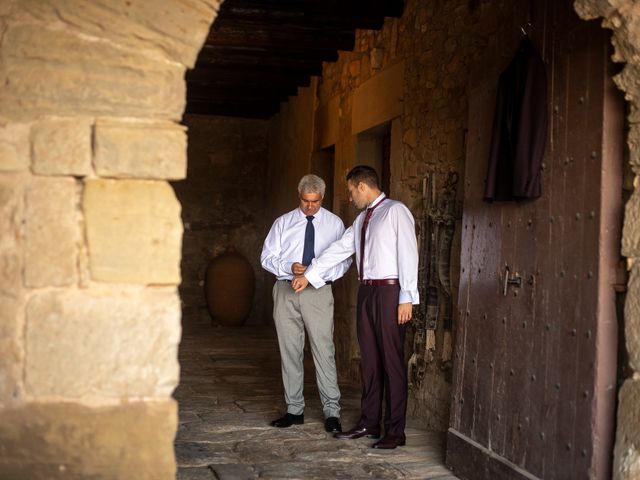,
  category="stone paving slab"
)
[175,321,459,479]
